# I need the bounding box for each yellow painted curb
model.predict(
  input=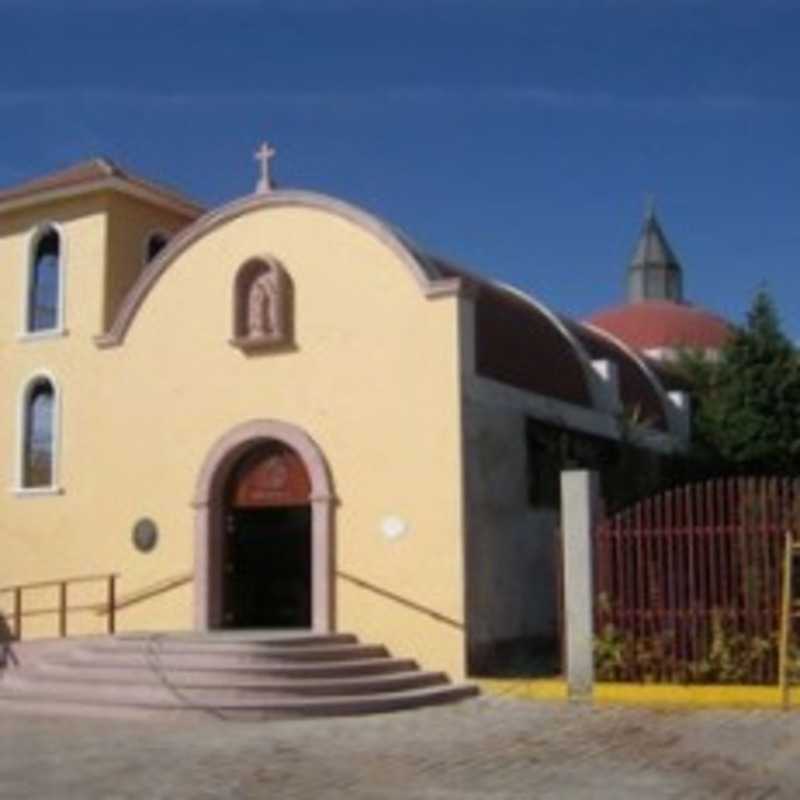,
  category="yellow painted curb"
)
[476,679,789,709]
[477,679,567,702]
